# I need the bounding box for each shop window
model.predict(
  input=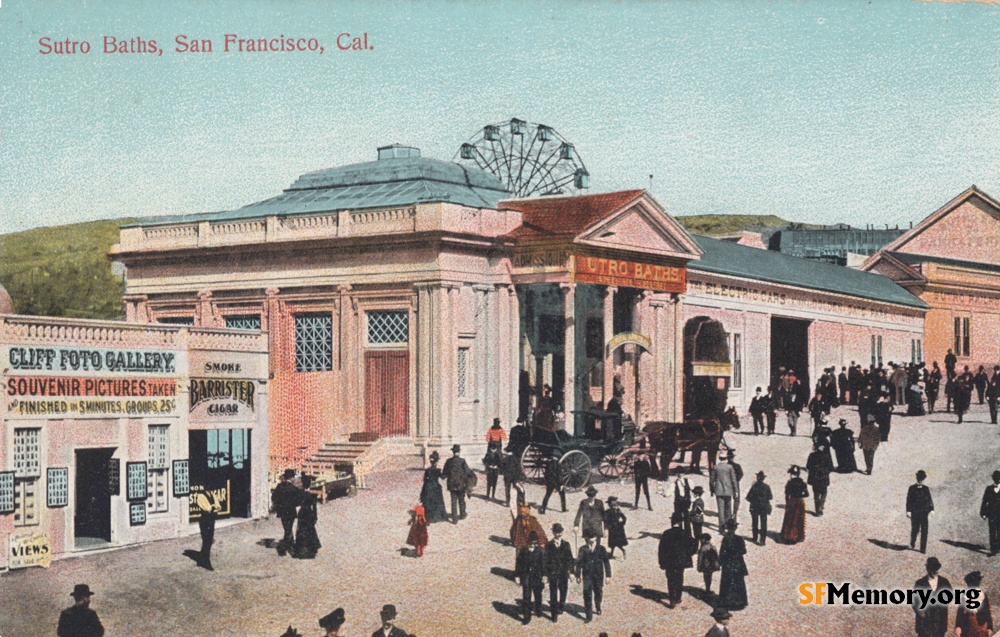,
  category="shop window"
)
[13,428,41,478]
[878,336,883,367]
[225,314,261,330]
[14,478,38,527]
[457,347,469,398]
[368,311,409,345]
[206,429,249,470]
[158,316,194,325]
[871,335,877,369]
[295,313,333,372]
[147,425,170,514]
[13,429,41,527]
[732,333,742,388]
[917,339,923,364]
